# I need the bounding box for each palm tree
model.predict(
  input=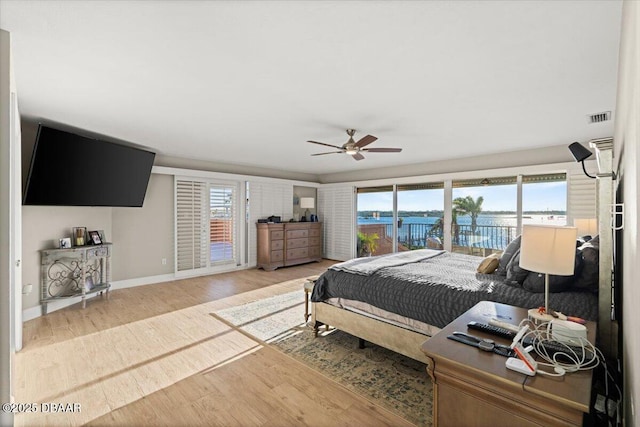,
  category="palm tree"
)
[453,195,484,234]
